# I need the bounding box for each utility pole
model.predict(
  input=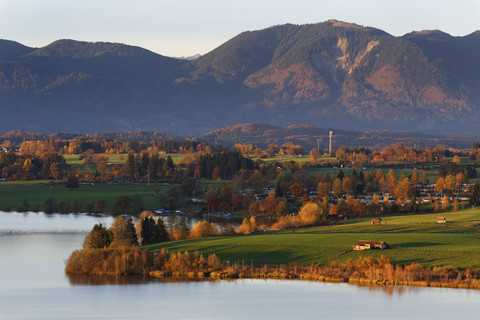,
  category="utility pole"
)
[328,131,333,155]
